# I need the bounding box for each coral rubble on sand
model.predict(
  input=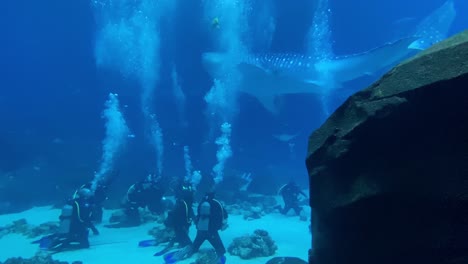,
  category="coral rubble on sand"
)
[0,219,58,239]
[1,252,81,264]
[190,250,219,264]
[225,195,278,220]
[147,225,173,245]
[228,229,277,259]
